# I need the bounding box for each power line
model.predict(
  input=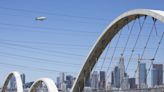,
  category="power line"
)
[0,51,81,66]
[0,6,109,21]
[0,12,107,25]
[0,22,100,34]
[0,38,163,50]
[0,41,85,57]
[0,61,77,74]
